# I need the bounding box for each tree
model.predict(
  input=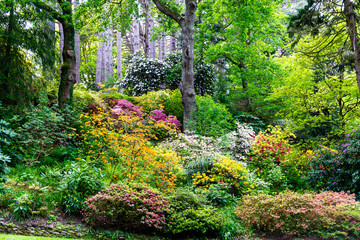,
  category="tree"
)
[289,0,360,94]
[152,0,198,130]
[0,0,56,107]
[32,0,77,108]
